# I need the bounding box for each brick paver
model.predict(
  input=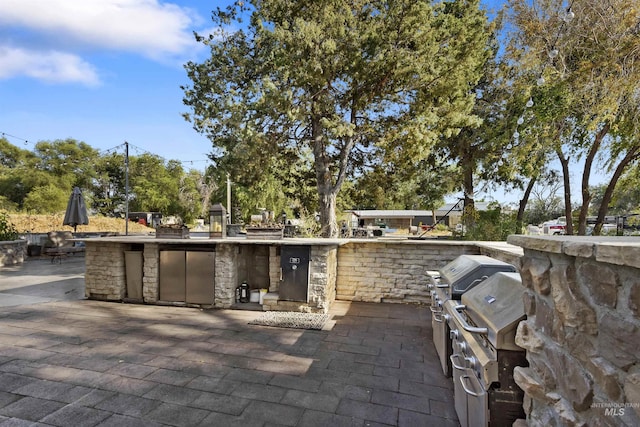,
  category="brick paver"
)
[0,274,458,426]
